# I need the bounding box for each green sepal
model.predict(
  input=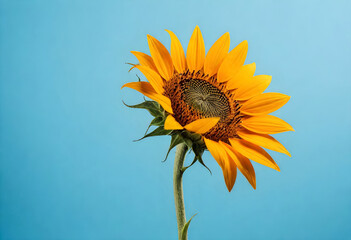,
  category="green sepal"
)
[180,131,193,149]
[193,144,211,175]
[181,213,197,240]
[150,116,165,126]
[181,131,202,143]
[144,117,165,135]
[182,155,197,172]
[196,155,211,174]
[124,96,212,173]
[162,134,184,162]
[134,126,172,142]
[123,100,162,118]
